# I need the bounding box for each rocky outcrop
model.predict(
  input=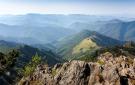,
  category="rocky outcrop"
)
[18,52,135,85]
